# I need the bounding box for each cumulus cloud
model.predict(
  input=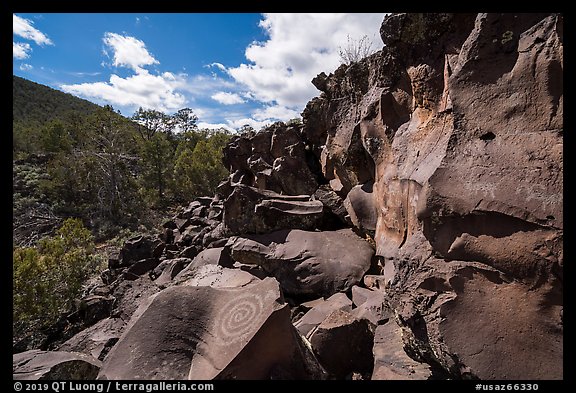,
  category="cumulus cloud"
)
[206,62,227,72]
[13,14,53,46]
[102,32,159,72]
[226,117,273,131]
[211,91,245,105]
[180,74,237,97]
[61,33,187,113]
[197,122,236,132]
[19,63,33,71]
[228,13,386,110]
[252,104,300,121]
[13,42,31,59]
[61,69,187,113]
